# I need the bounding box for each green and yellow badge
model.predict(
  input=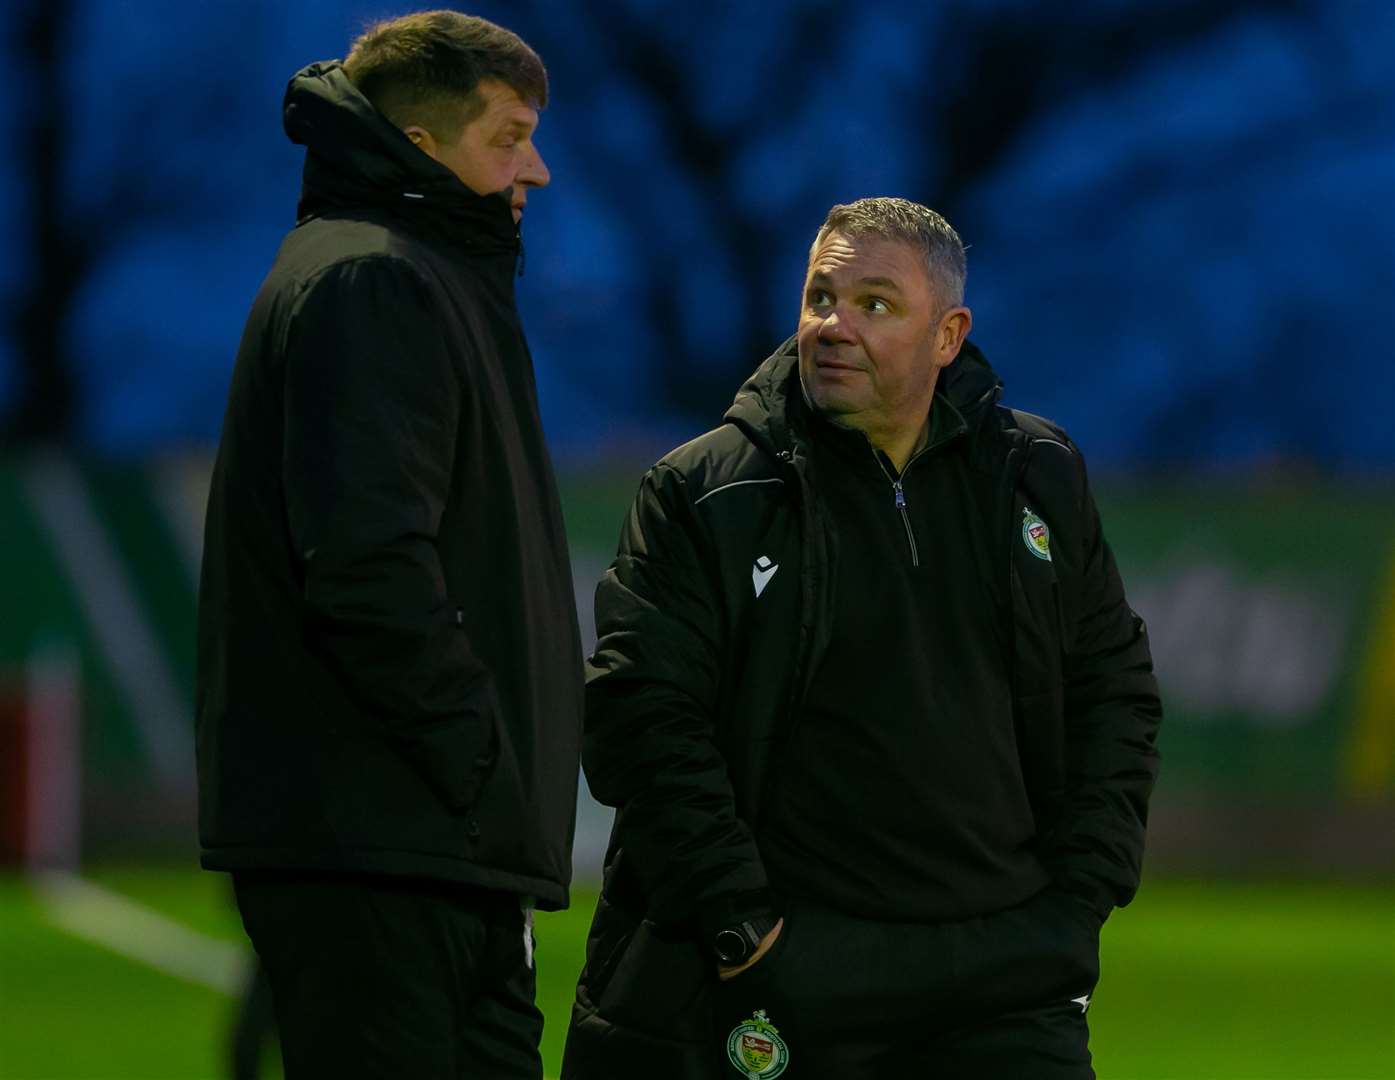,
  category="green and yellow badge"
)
[725,1009,790,1077]
[1022,507,1052,561]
